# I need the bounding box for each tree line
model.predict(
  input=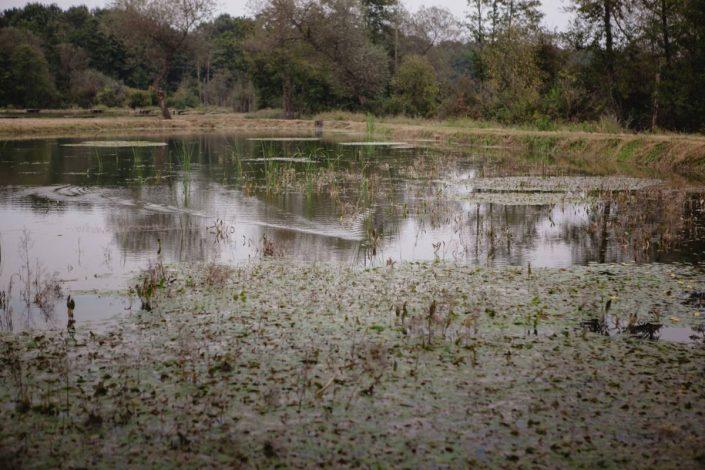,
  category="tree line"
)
[0,0,703,131]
